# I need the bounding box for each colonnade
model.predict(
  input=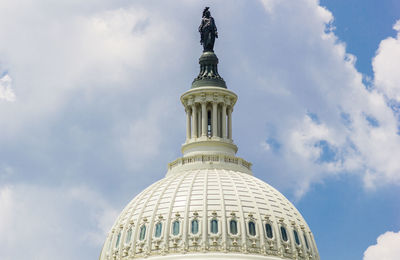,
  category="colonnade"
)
[185,102,232,141]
